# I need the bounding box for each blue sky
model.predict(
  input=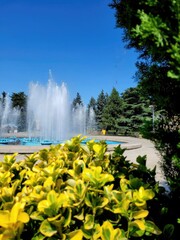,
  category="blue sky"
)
[0,0,138,104]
